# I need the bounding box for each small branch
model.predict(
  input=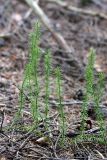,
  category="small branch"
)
[47,0,107,20]
[0,32,11,38]
[95,150,105,159]
[25,0,74,53]
[66,127,106,139]
[50,99,83,106]
[84,127,100,134]
[50,99,107,118]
